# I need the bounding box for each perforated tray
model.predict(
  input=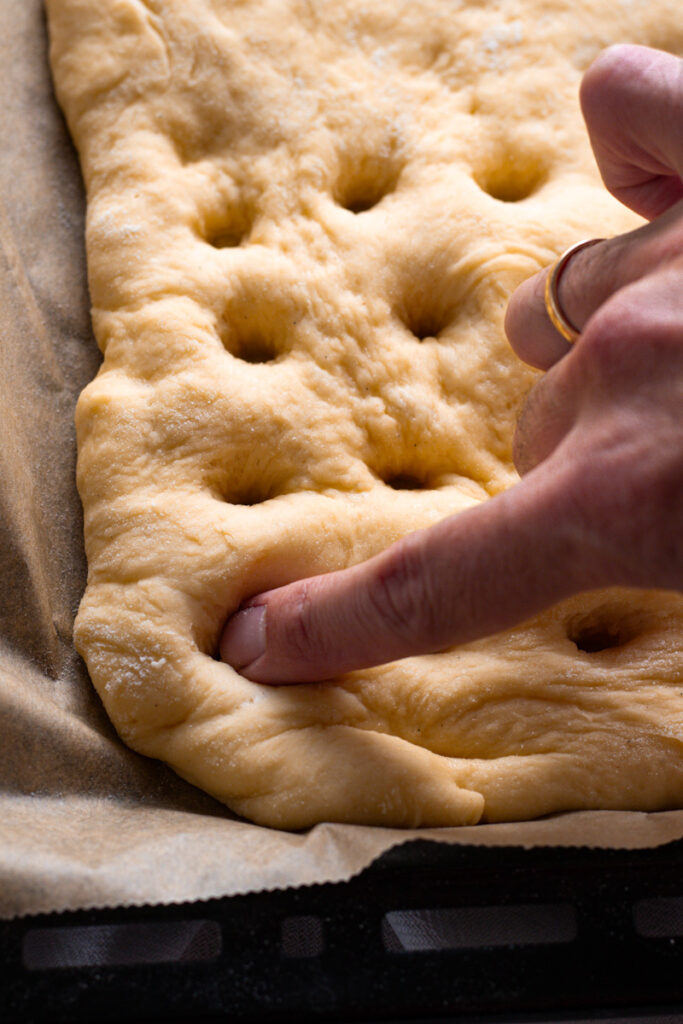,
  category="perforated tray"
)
[3,839,683,1023]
